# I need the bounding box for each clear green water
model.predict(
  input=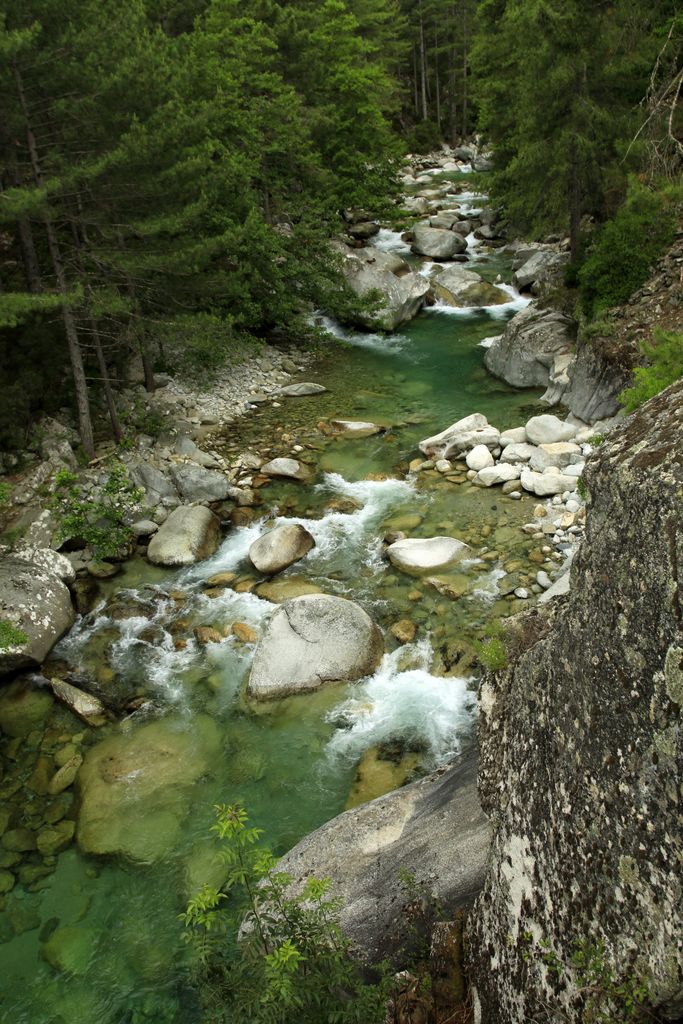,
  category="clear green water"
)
[0,251,545,1022]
